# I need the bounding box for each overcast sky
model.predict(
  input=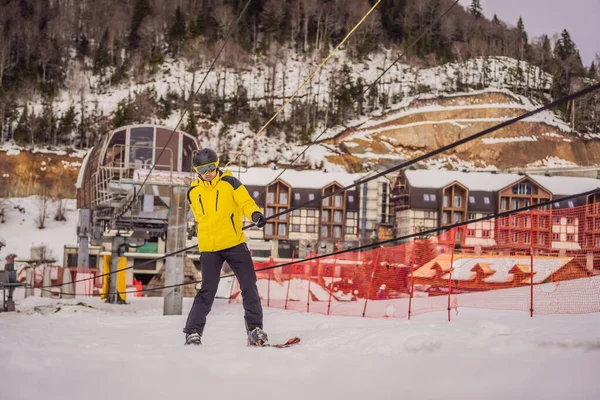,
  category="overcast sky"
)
[459,0,599,66]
